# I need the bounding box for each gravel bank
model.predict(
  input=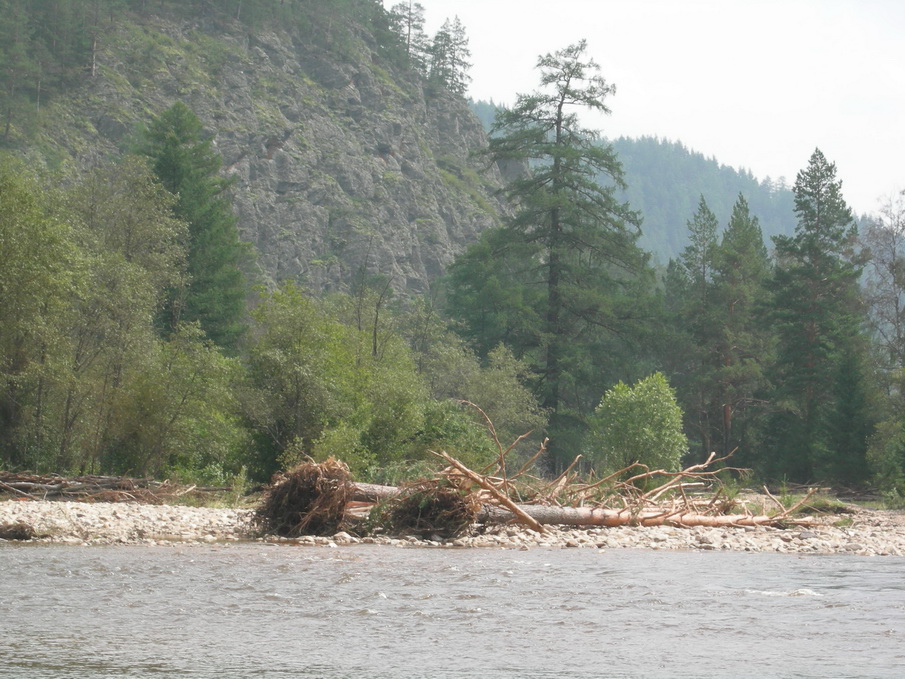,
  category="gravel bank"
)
[2,500,904,556]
